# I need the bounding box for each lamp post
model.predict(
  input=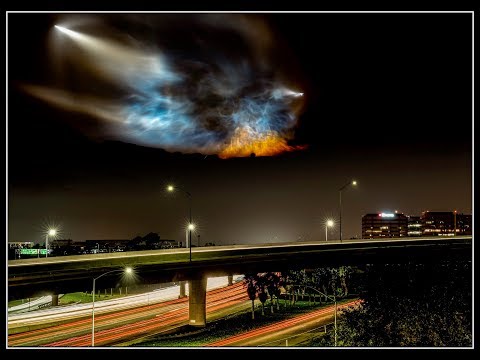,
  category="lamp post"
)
[45,229,57,258]
[187,223,195,262]
[325,220,334,242]
[339,180,357,242]
[289,284,337,346]
[454,210,457,236]
[167,185,193,262]
[92,267,133,347]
